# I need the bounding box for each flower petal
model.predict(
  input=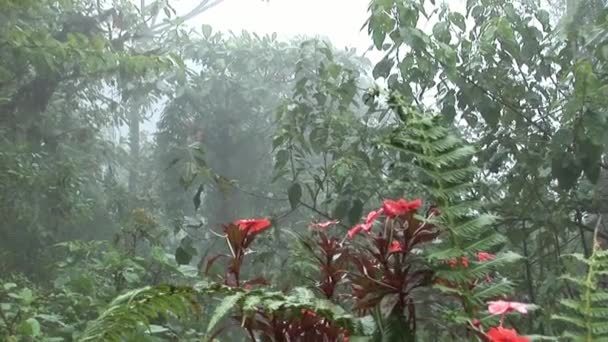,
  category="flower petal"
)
[234,218,272,234]
[477,252,496,262]
[487,326,530,342]
[388,240,405,253]
[309,220,339,230]
[347,224,365,239]
[365,208,384,225]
